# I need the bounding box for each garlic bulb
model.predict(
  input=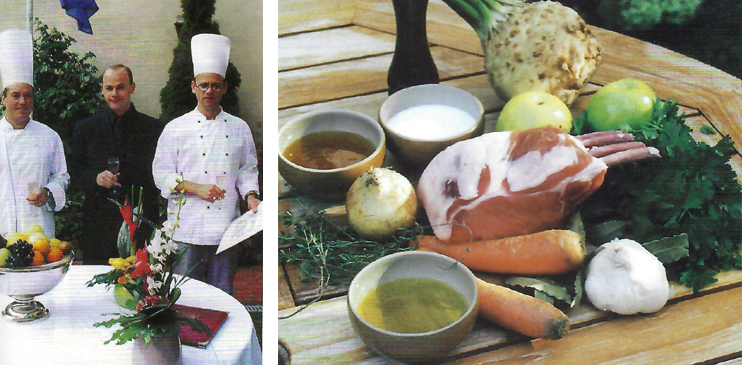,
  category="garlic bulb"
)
[585,239,671,315]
